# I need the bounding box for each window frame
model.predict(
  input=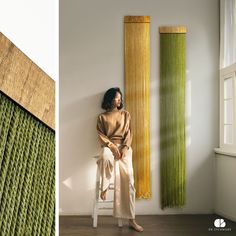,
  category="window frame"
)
[219,63,236,153]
